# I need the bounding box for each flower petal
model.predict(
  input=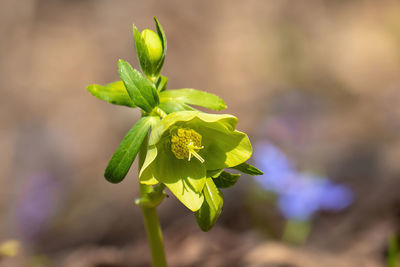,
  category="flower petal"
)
[139,138,207,210]
[188,117,252,170]
[148,111,238,146]
[139,110,252,210]
[139,145,159,185]
[164,178,204,212]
